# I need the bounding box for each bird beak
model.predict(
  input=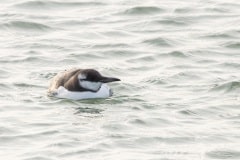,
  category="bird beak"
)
[100,77,121,83]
